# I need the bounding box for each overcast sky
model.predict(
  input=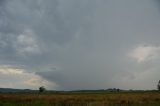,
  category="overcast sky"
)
[0,0,160,90]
